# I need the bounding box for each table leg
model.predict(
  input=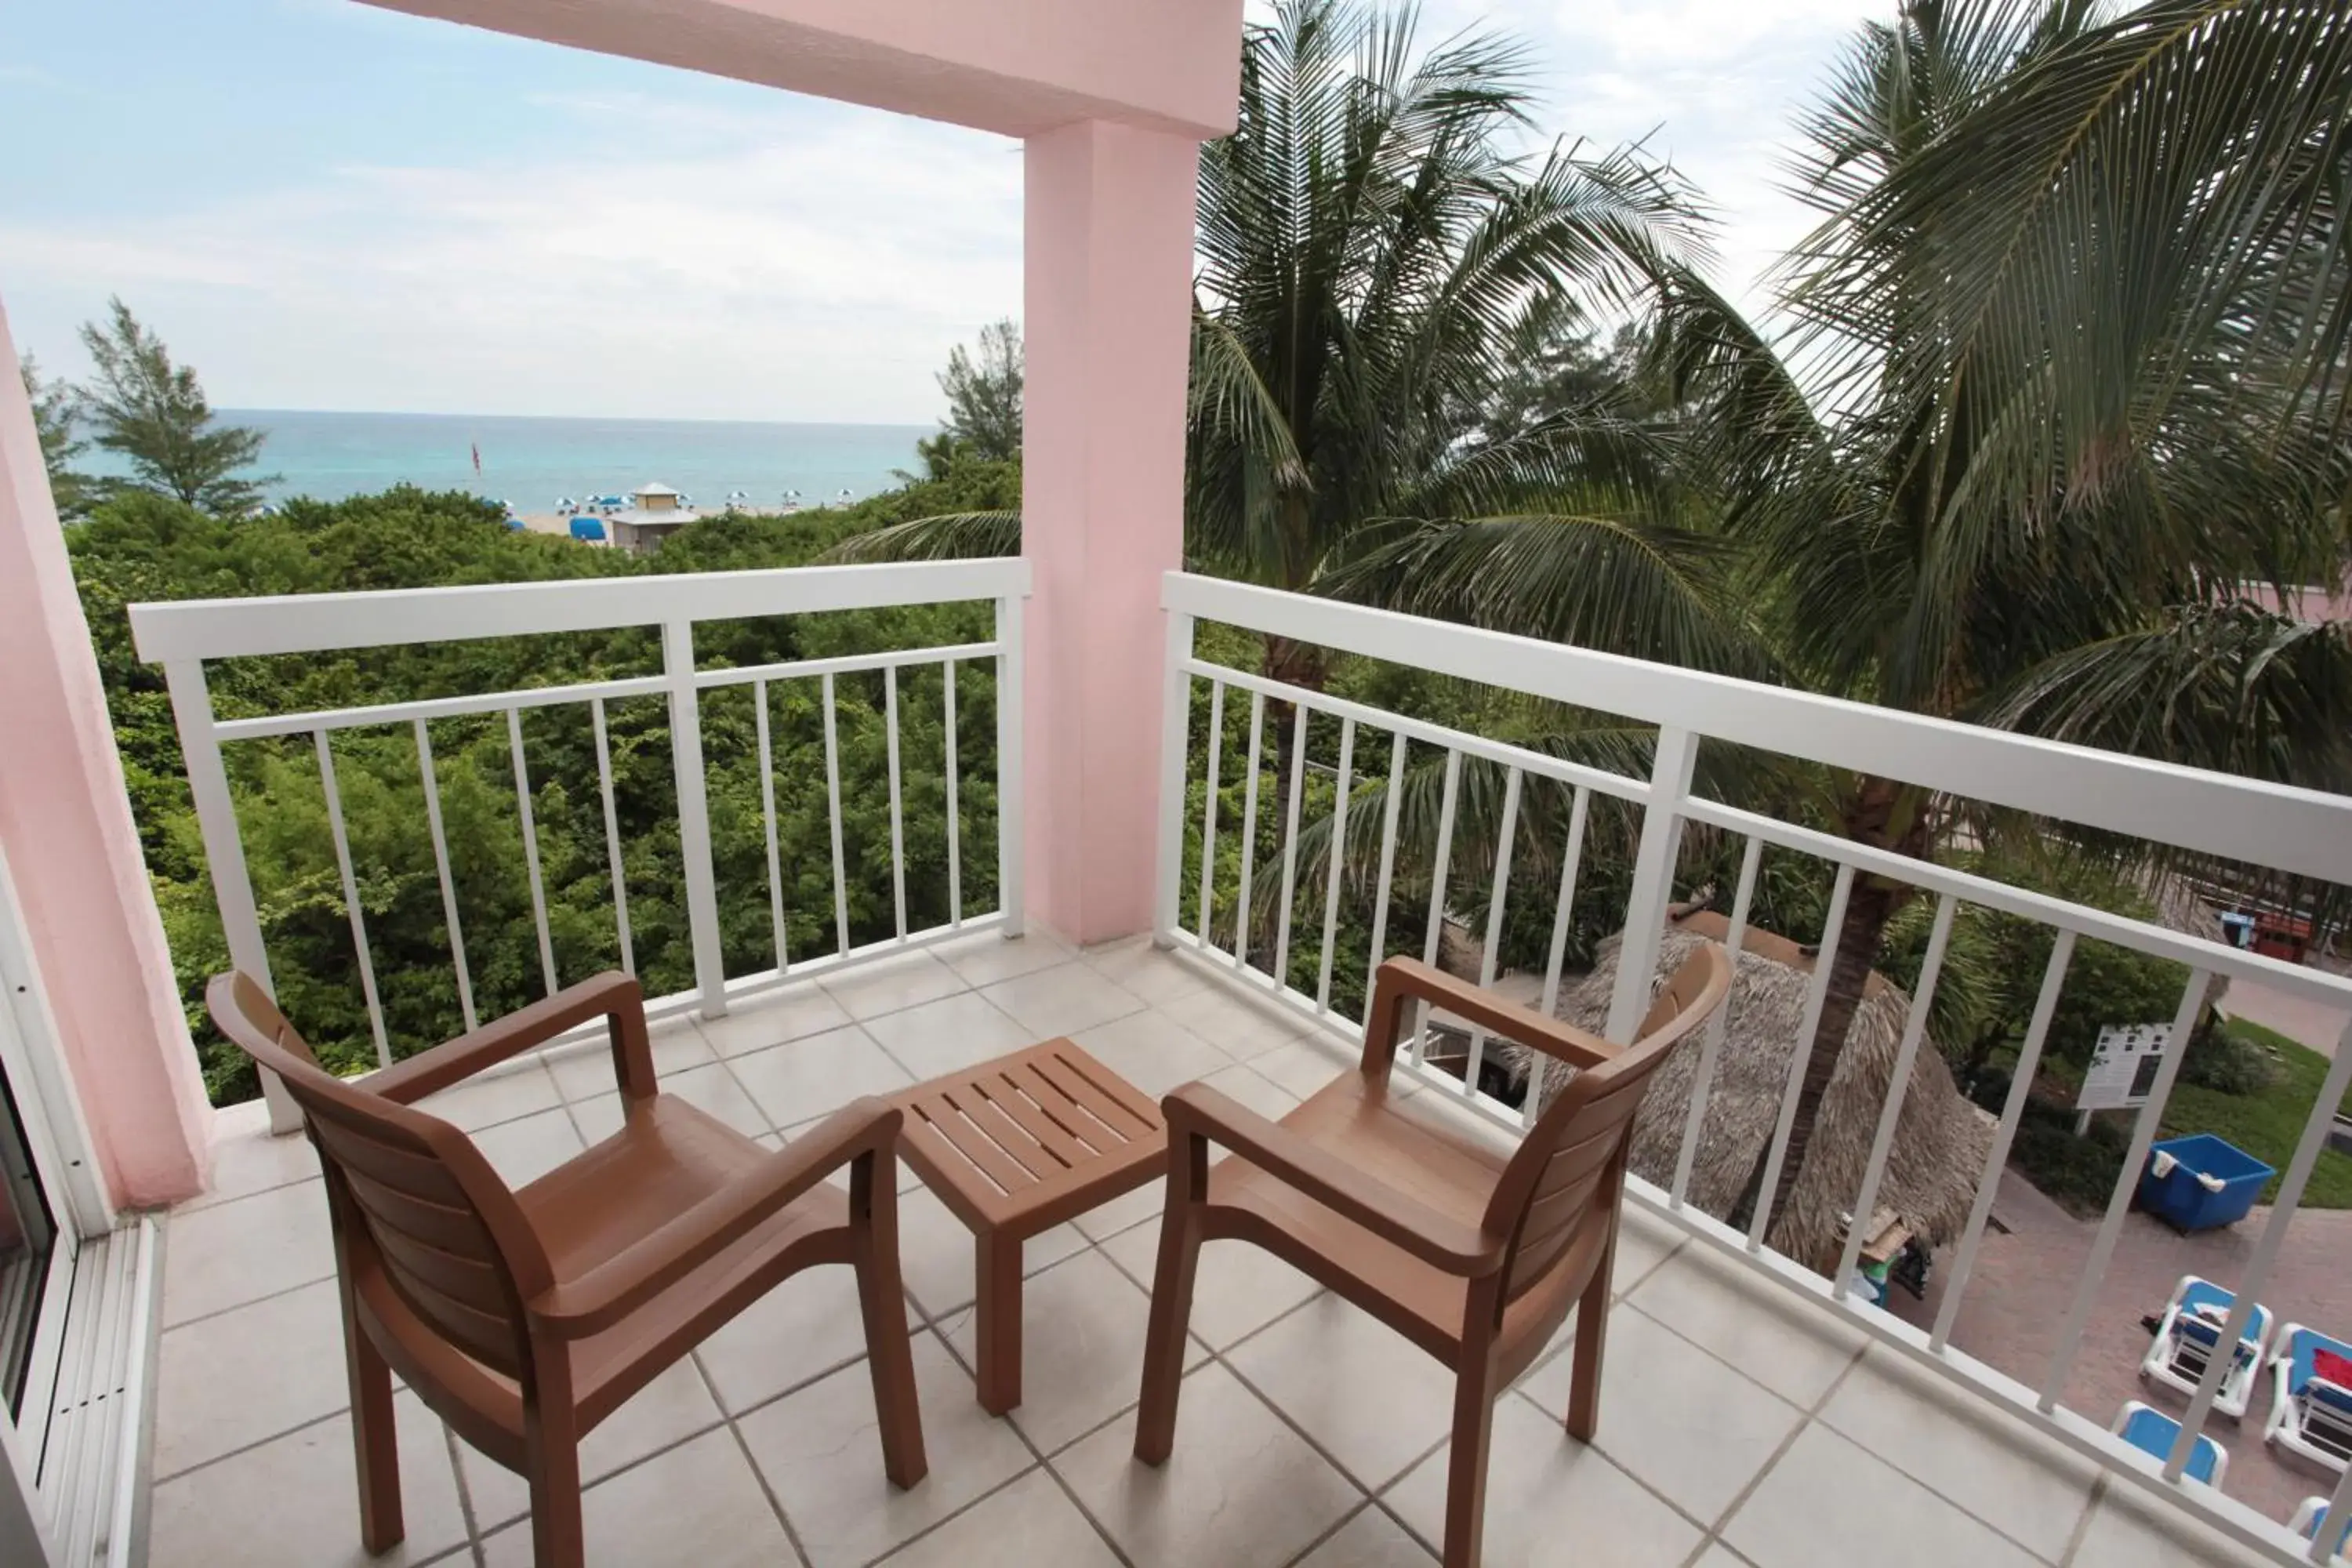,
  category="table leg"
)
[975,1231,1023,1415]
